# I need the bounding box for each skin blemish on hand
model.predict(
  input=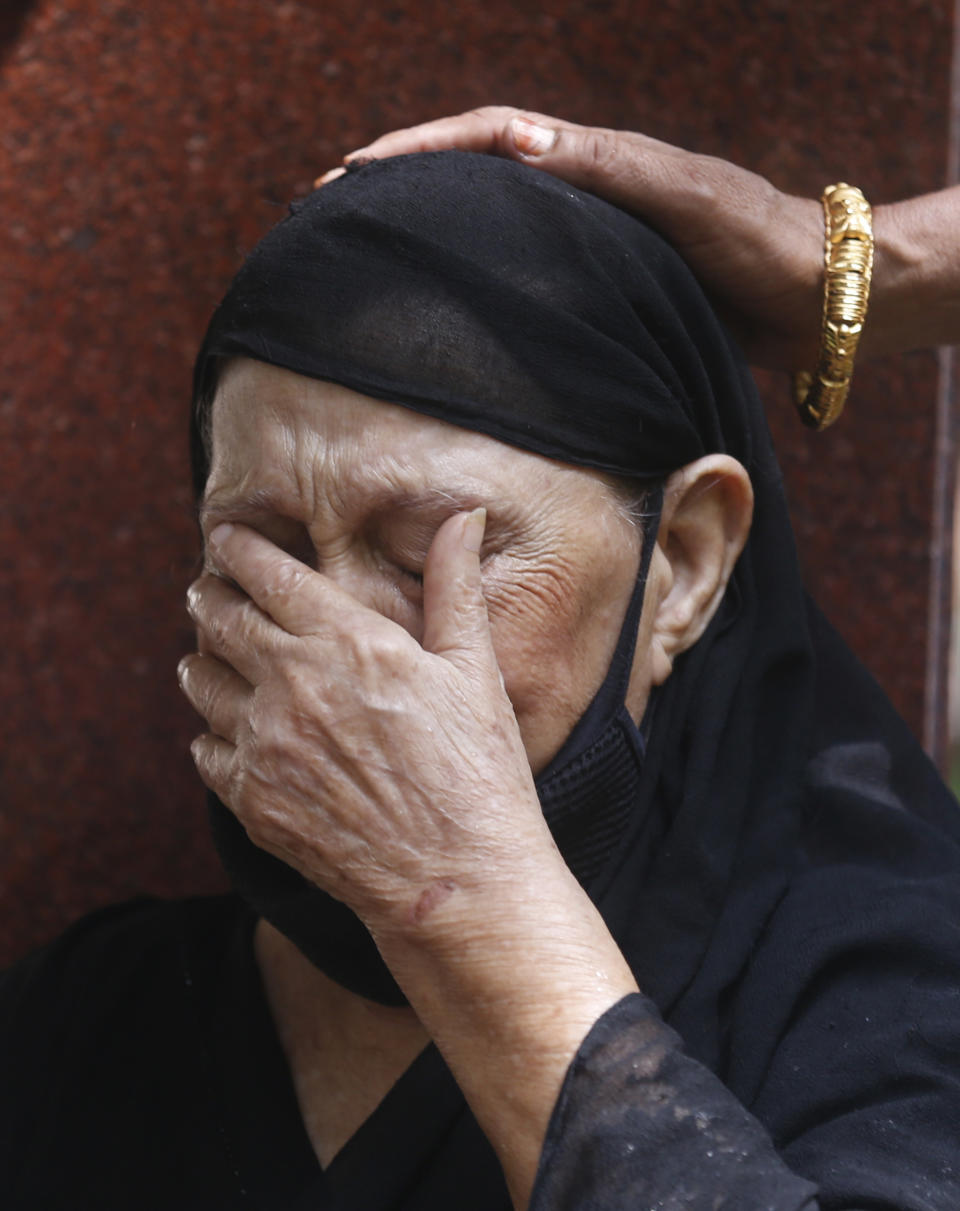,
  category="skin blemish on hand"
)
[410,878,459,925]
